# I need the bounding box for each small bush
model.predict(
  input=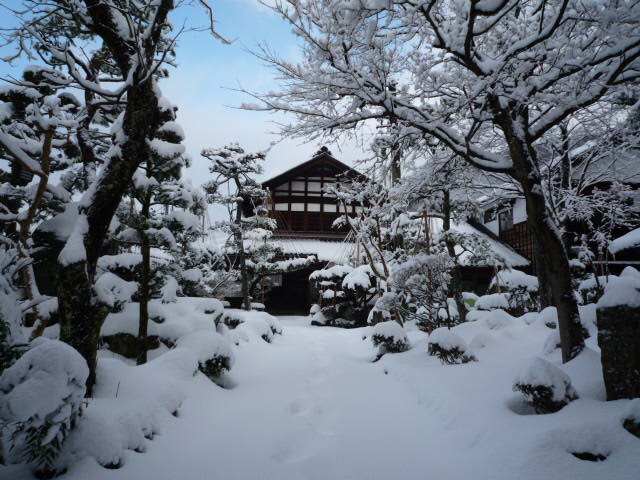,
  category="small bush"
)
[0,339,88,478]
[427,328,476,365]
[176,331,234,379]
[199,354,233,379]
[371,321,409,354]
[513,357,578,414]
